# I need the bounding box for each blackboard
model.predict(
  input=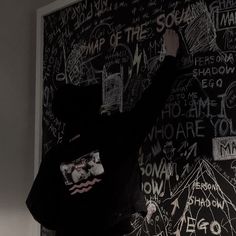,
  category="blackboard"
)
[36,0,236,235]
